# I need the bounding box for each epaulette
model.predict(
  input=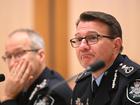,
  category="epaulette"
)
[75,71,91,83]
[118,57,140,77]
